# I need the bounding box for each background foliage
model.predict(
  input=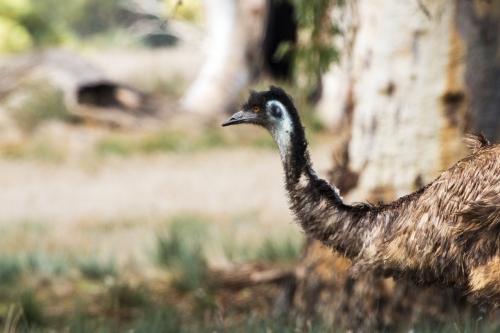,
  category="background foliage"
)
[278,0,340,92]
[0,0,203,53]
